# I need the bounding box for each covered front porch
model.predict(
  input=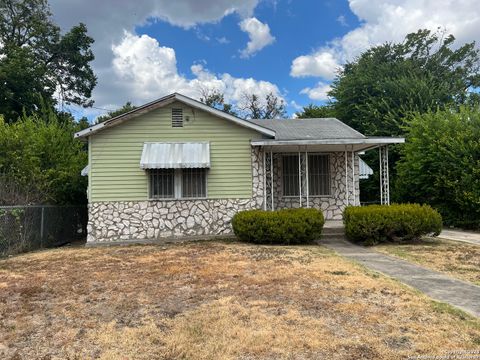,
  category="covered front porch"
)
[252,138,403,220]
